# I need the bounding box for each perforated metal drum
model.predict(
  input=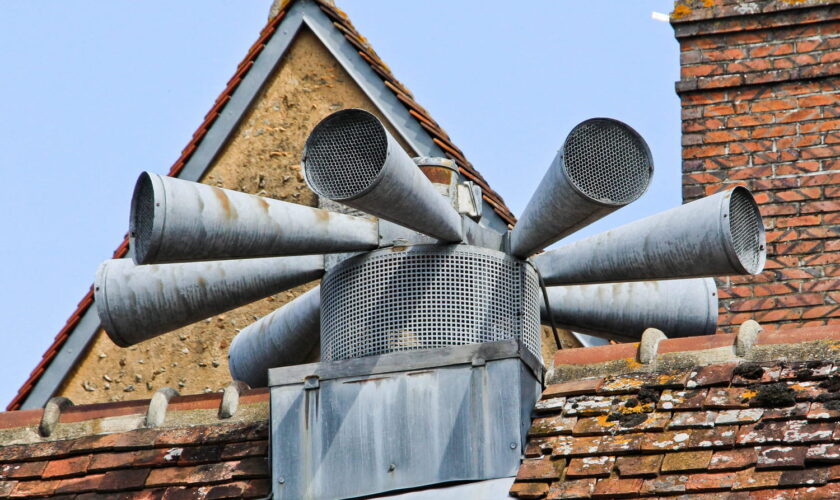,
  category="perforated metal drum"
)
[320,244,541,361]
